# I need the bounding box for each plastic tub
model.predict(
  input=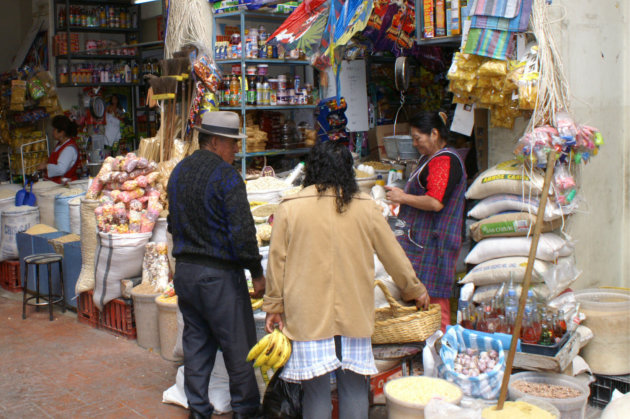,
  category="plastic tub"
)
[131,289,161,351]
[384,376,463,419]
[508,372,589,419]
[156,296,183,362]
[574,288,630,375]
